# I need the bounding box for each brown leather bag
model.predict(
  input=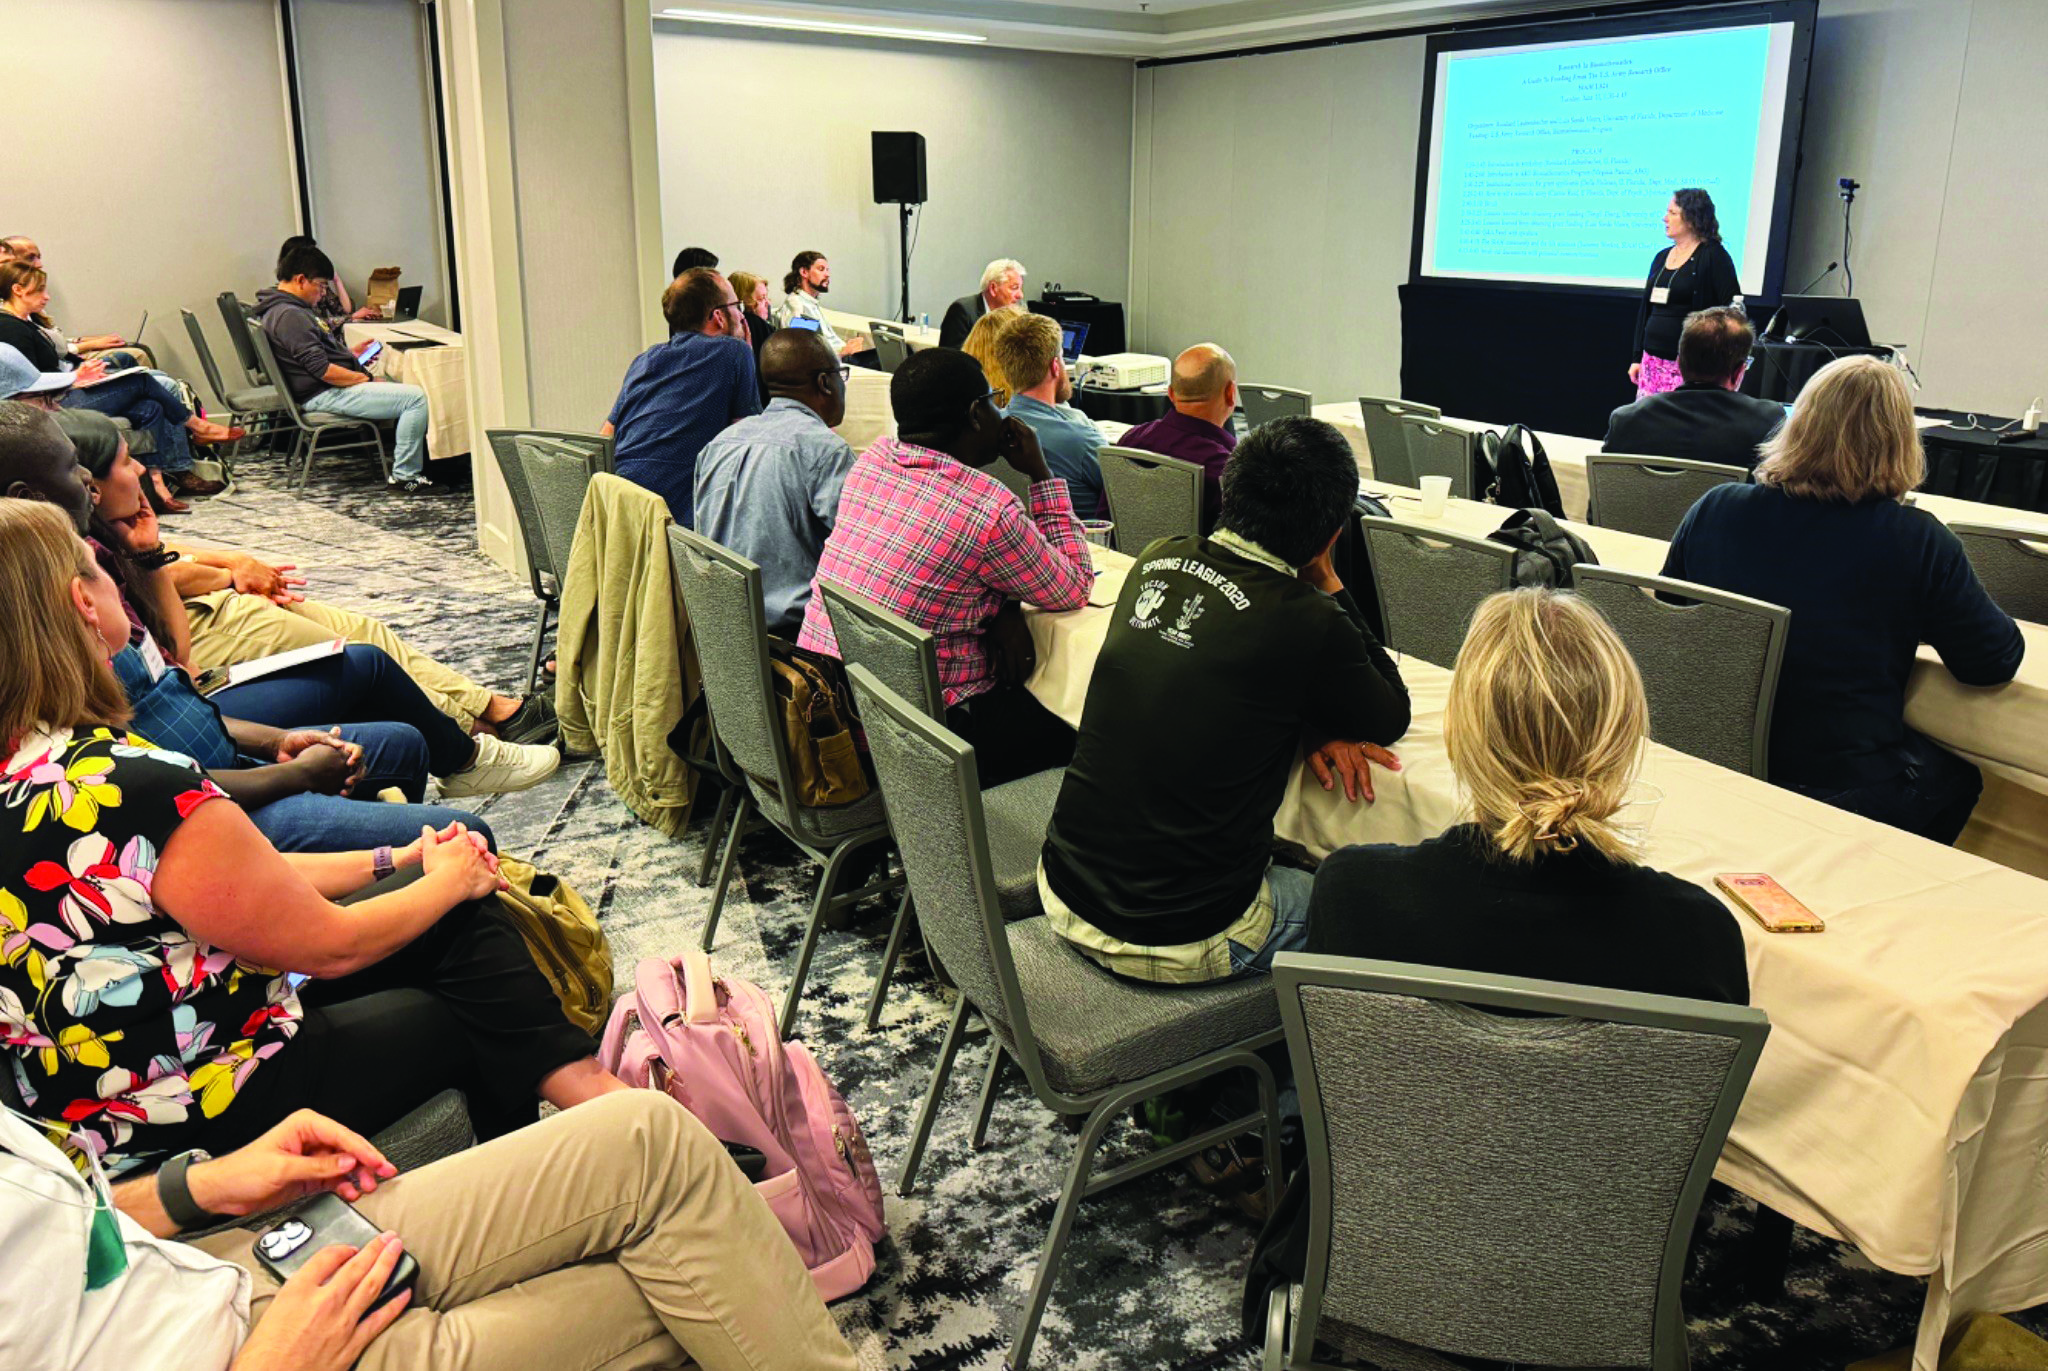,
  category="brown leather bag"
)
[768,650,870,808]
